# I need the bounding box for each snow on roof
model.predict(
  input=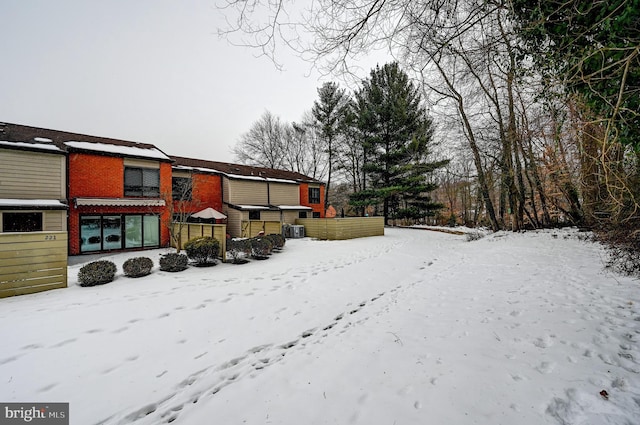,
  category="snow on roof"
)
[173,167,298,185]
[266,178,297,184]
[33,137,53,143]
[277,205,312,210]
[227,174,267,182]
[0,199,67,208]
[235,205,271,210]
[65,141,170,160]
[0,140,63,152]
